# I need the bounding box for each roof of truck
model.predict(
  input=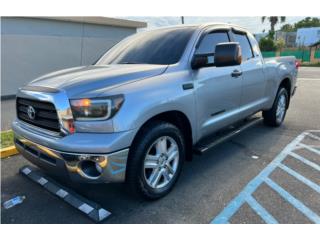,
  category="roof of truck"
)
[143,22,249,33]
